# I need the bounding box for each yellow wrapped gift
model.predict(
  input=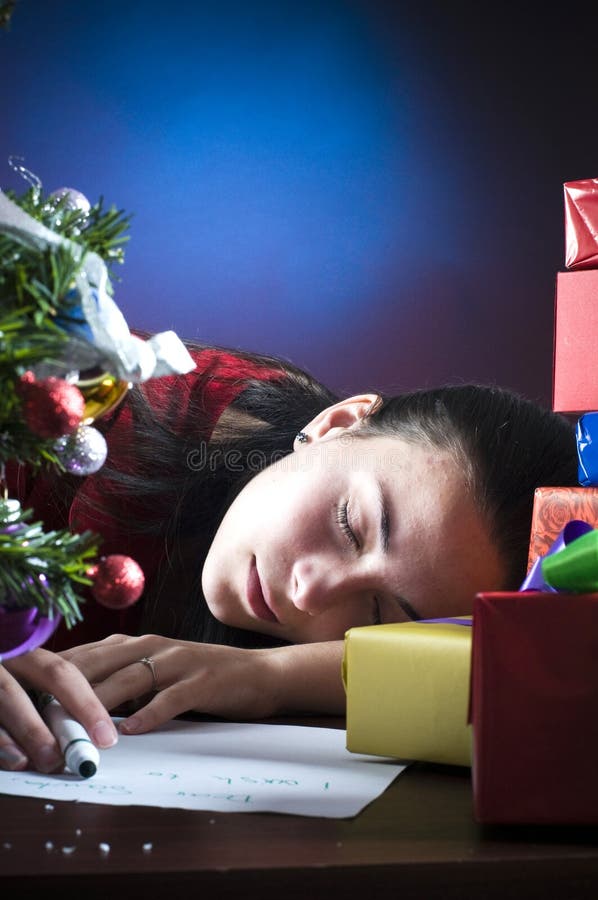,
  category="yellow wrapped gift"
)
[342,618,473,767]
